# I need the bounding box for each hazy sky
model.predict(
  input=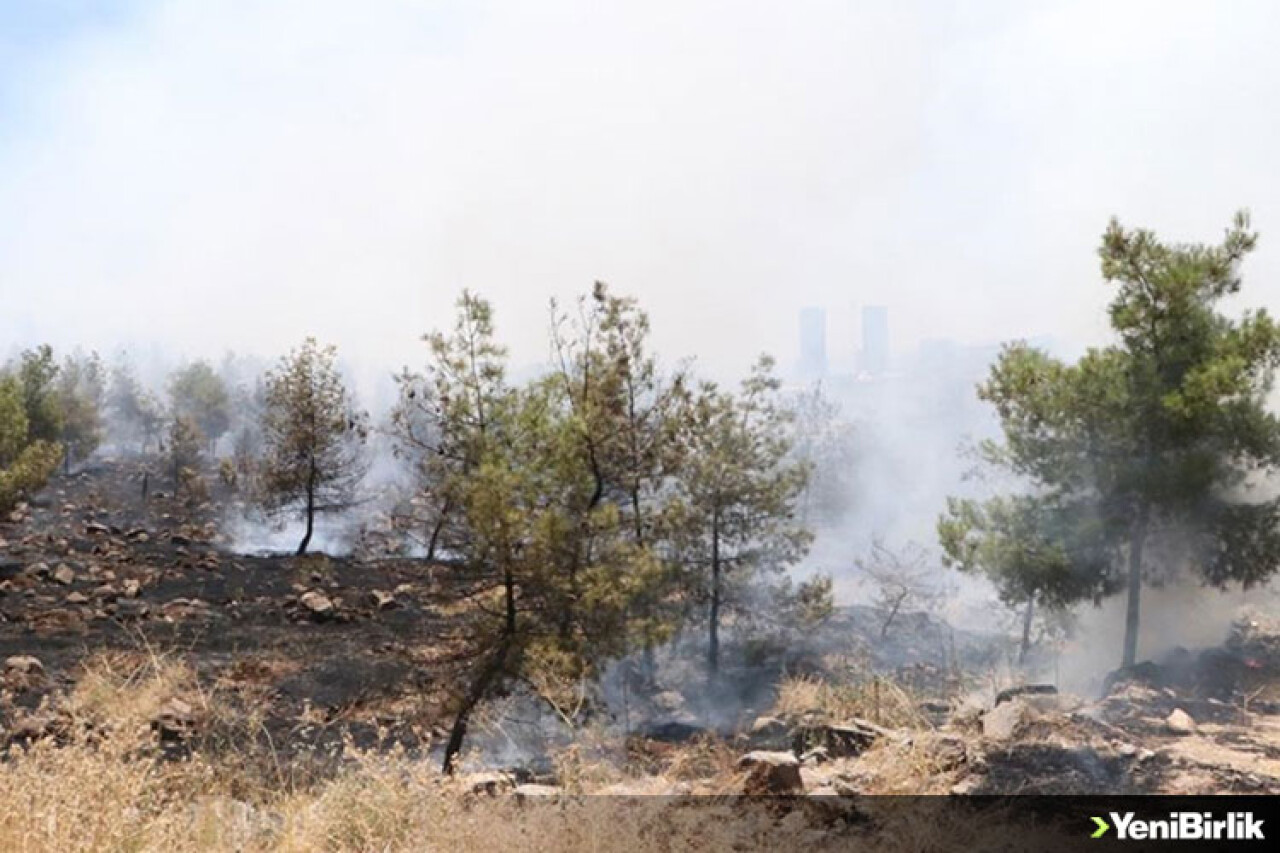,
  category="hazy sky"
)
[4,0,1280,378]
